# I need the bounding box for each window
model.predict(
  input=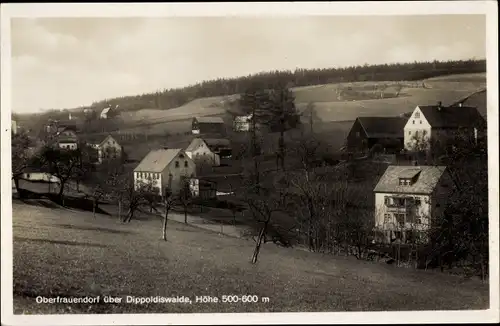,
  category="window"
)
[395,214,405,226]
[412,120,415,124]
[415,112,420,118]
[355,131,360,138]
[408,131,412,135]
[423,130,427,136]
[384,214,392,223]
[175,161,180,168]
[419,121,422,124]
[184,161,188,168]
[384,196,391,205]
[415,198,421,206]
